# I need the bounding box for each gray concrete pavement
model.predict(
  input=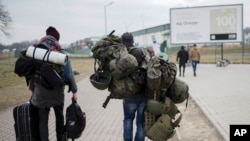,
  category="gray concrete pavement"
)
[178,64,250,141]
[0,64,249,141]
